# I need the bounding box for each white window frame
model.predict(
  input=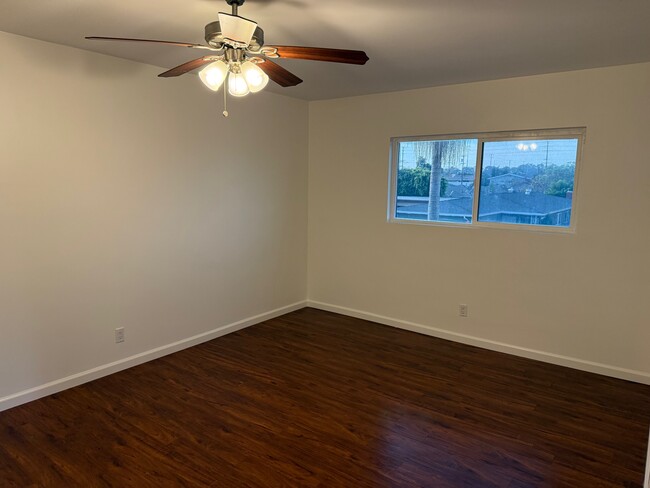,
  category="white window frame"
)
[388,127,586,234]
